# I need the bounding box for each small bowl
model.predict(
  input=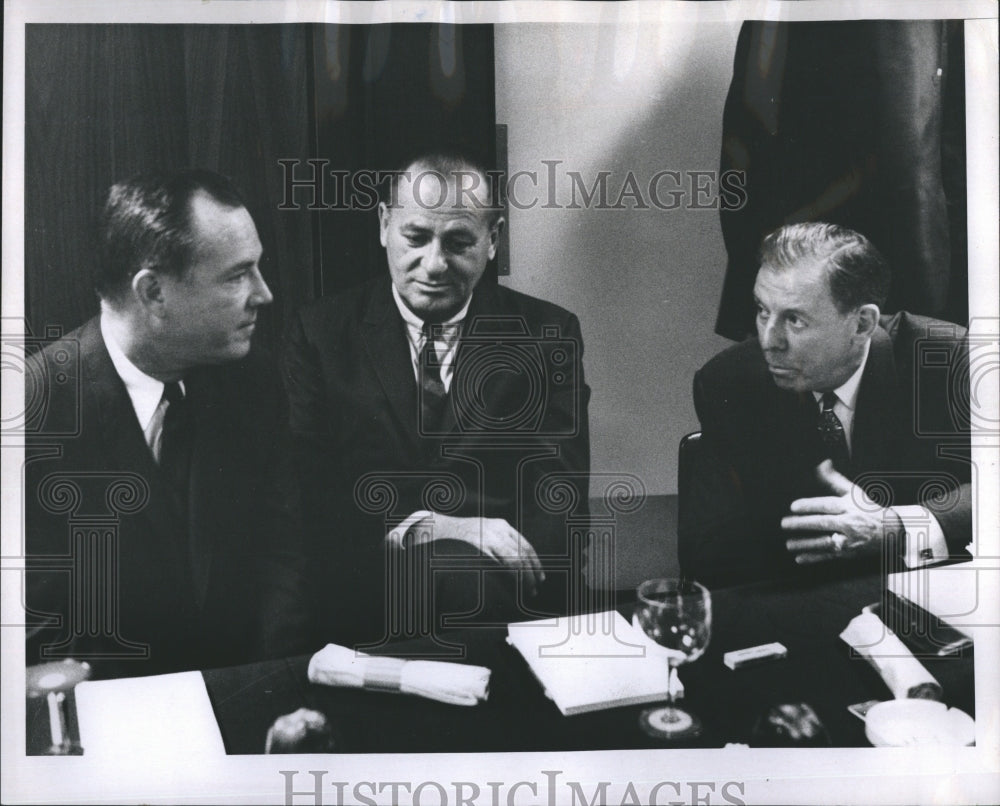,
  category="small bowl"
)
[865,699,975,747]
